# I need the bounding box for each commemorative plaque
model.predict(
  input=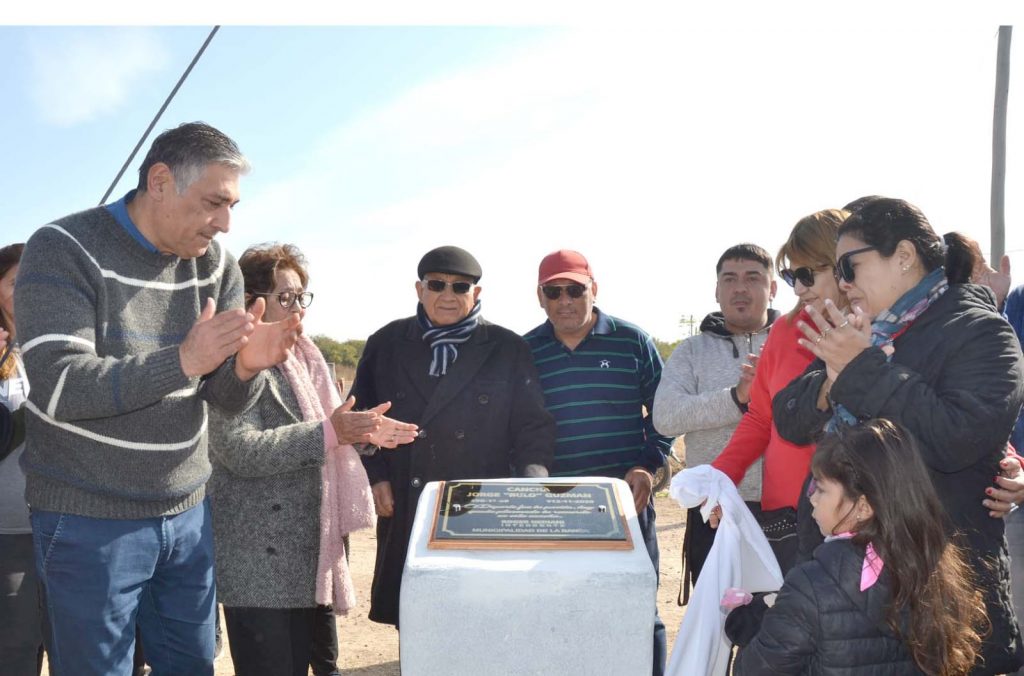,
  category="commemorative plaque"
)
[428,480,632,550]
